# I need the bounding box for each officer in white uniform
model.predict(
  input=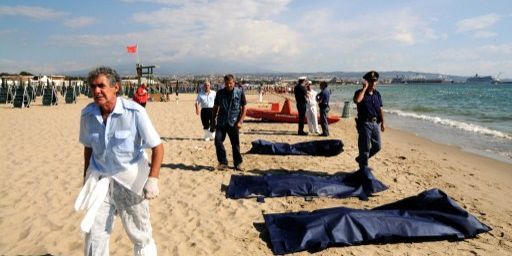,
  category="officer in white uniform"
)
[305,81,321,134]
